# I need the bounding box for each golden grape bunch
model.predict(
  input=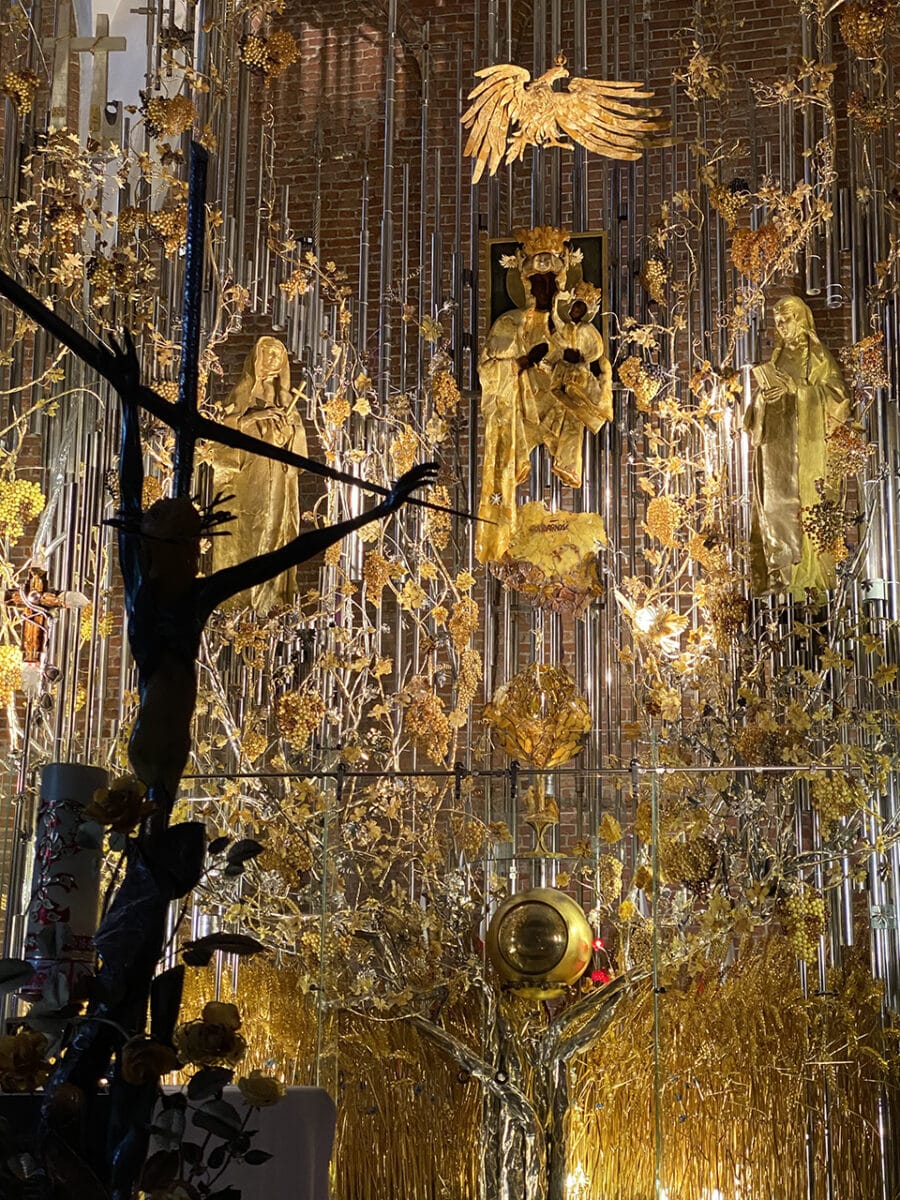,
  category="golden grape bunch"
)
[782,889,826,964]
[276,689,326,750]
[639,256,668,304]
[811,772,866,834]
[1,69,41,113]
[0,644,23,705]
[0,477,45,543]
